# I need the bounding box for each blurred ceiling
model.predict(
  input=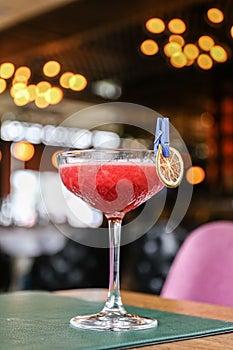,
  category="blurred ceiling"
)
[0,0,232,116]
